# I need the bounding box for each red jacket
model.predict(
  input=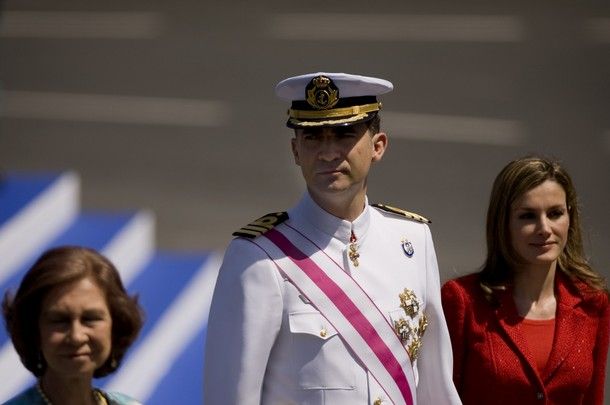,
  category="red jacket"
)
[441,271,609,405]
